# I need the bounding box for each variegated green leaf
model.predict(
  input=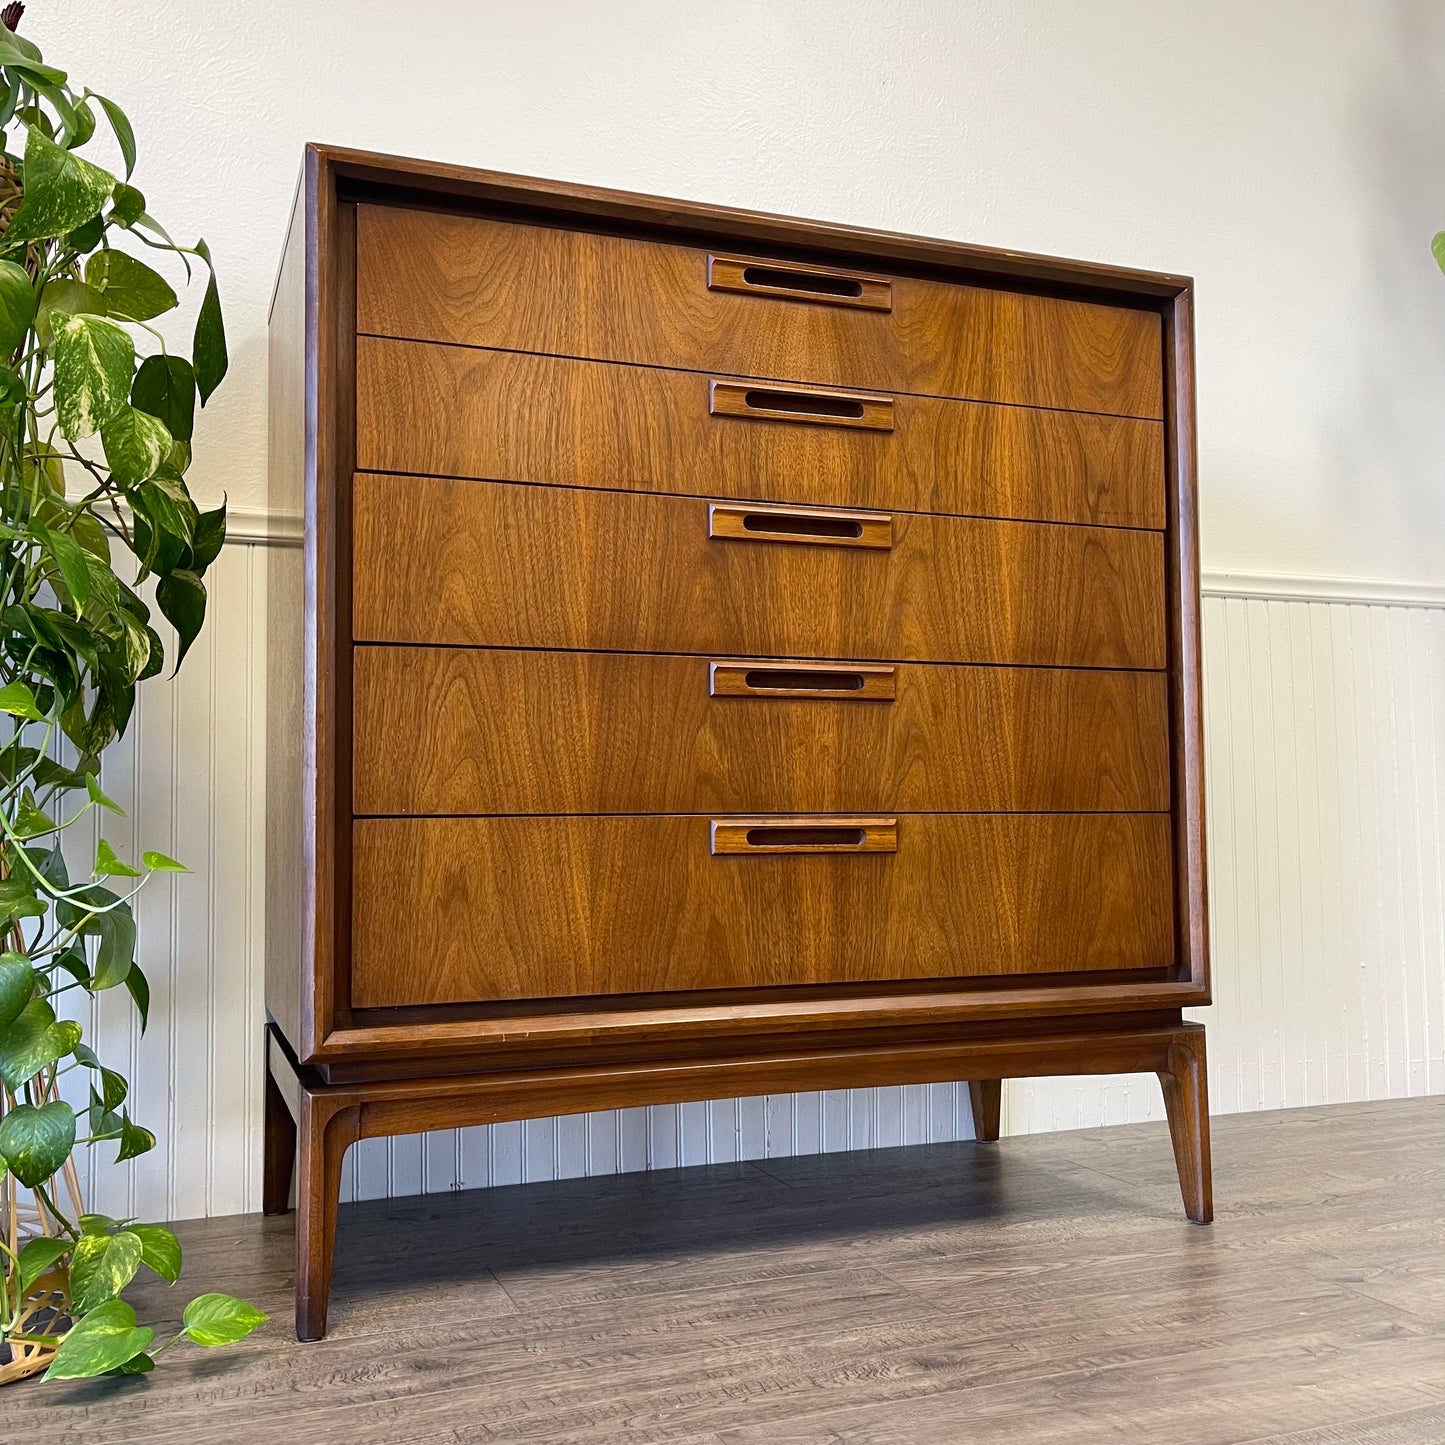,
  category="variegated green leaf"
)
[45,1299,153,1380]
[5,125,114,245]
[53,312,134,439]
[70,1228,144,1312]
[101,404,171,487]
